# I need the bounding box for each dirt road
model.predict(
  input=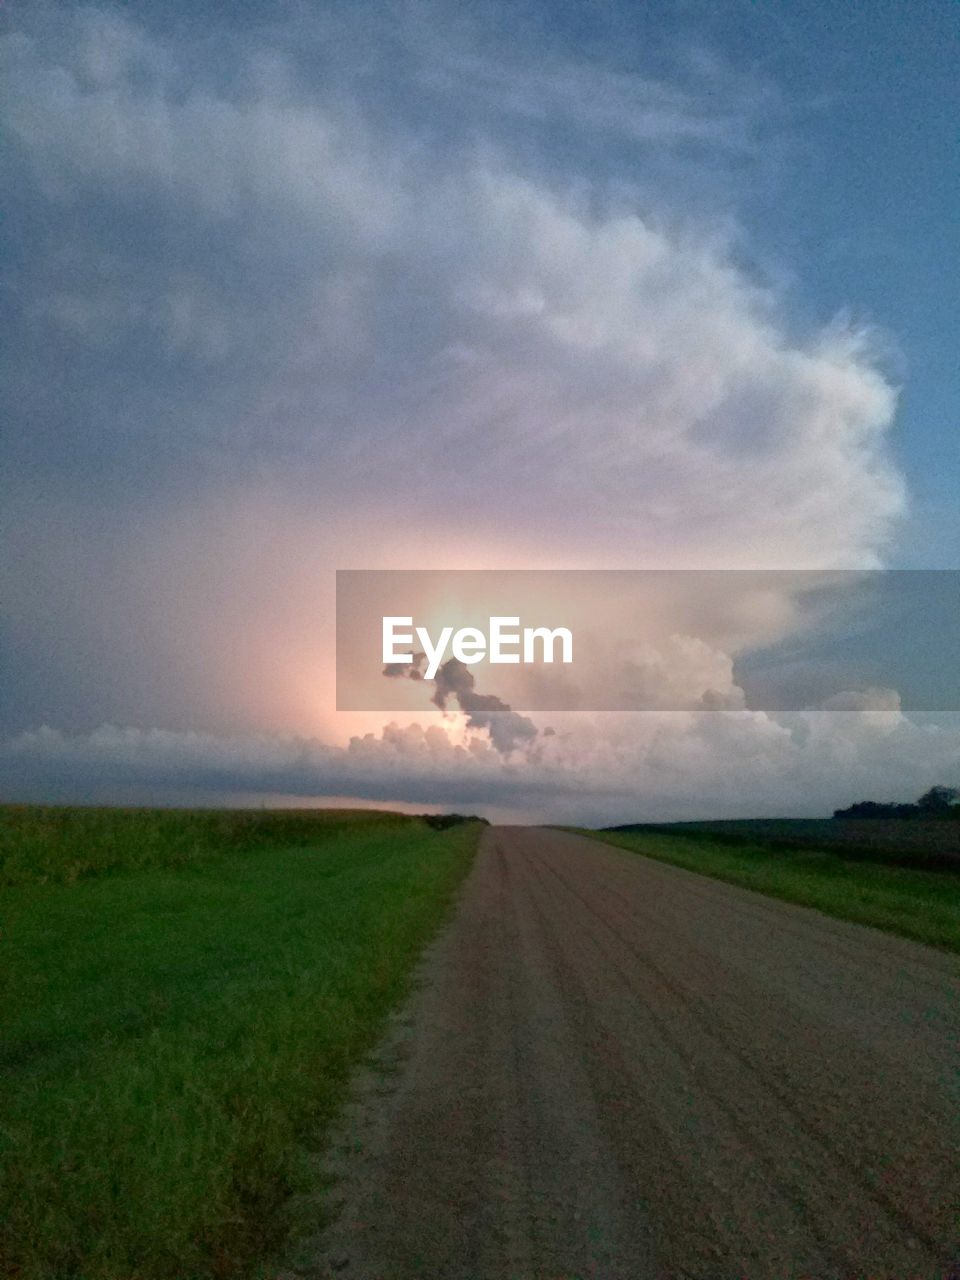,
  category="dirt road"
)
[304,827,960,1279]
